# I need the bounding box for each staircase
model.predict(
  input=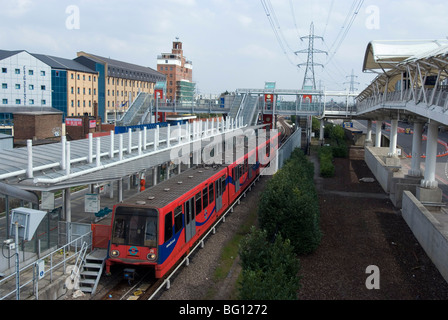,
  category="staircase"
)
[117,92,152,127]
[78,248,107,295]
